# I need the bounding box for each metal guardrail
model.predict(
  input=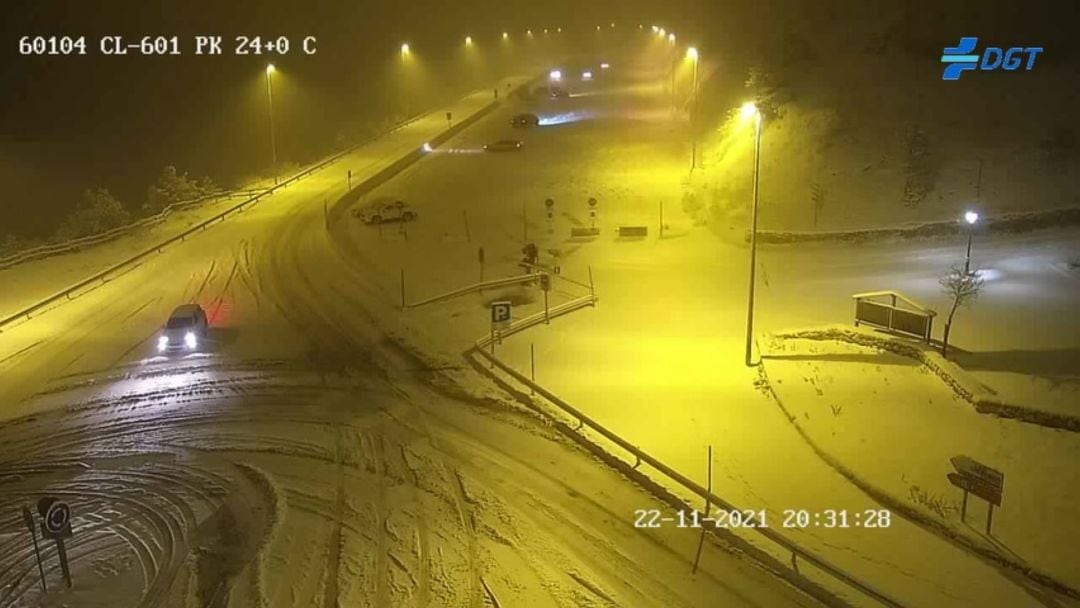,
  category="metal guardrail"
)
[0,92,477,334]
[470,302,904,608]
[406,274,541,308]
[0,191,260,269]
